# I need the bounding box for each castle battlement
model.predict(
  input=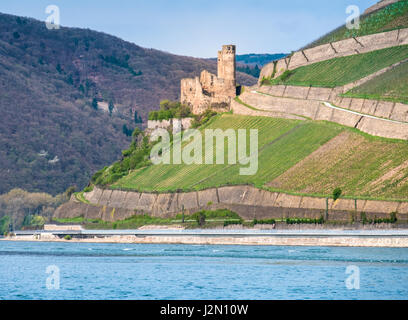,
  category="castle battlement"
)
[181,45,237,114]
